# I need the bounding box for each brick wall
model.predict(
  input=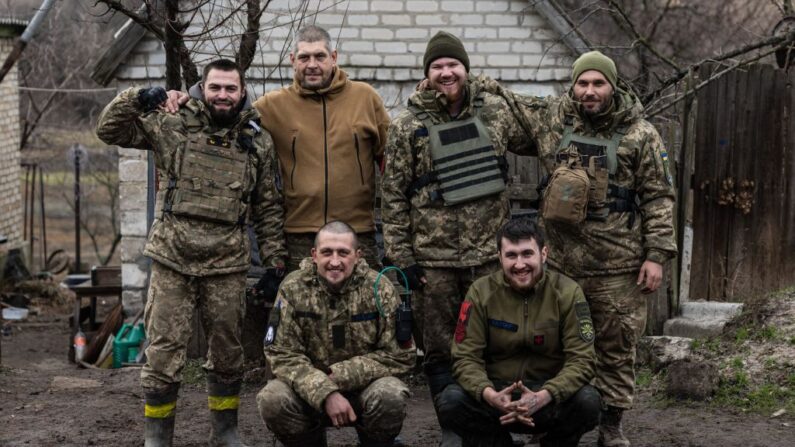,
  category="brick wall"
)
[0,37,23,247]
[112,0,579,311]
